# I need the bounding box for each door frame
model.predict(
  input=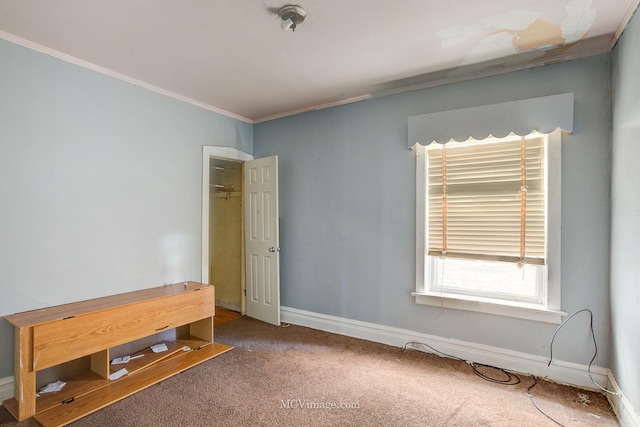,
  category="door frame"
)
[201,146,253,314]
